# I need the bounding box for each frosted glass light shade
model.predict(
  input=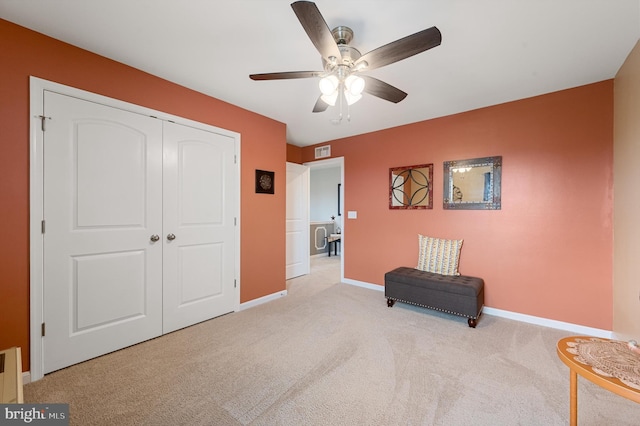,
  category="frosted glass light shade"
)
[319,75,339,96]
[345,75,365,96]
